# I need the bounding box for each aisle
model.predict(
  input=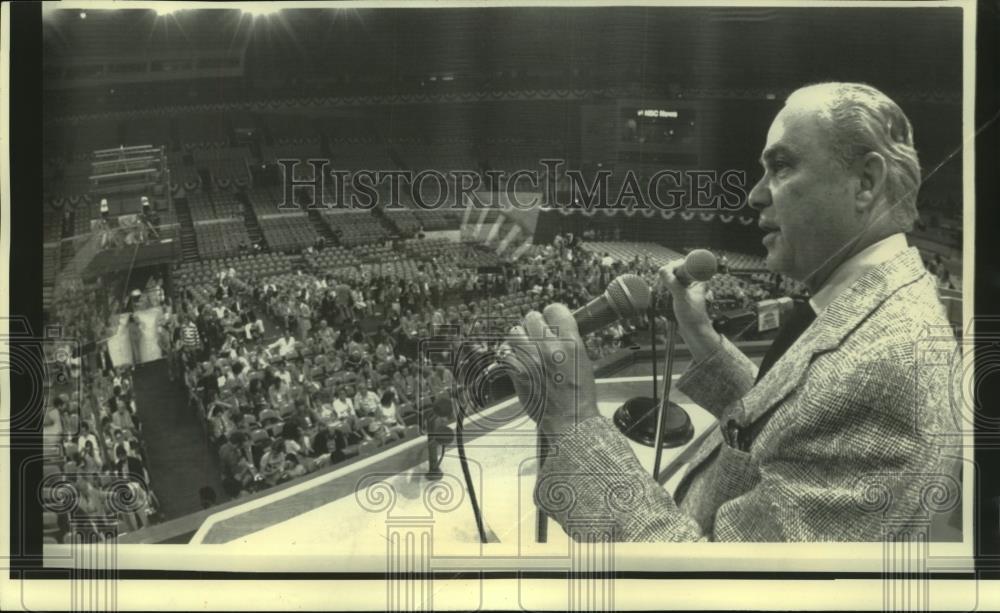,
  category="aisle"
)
[131,360,223,520]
